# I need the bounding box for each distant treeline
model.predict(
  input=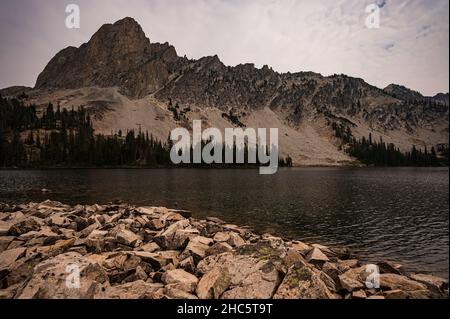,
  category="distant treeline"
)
[0,96,292,168]
[332,122,449,167]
